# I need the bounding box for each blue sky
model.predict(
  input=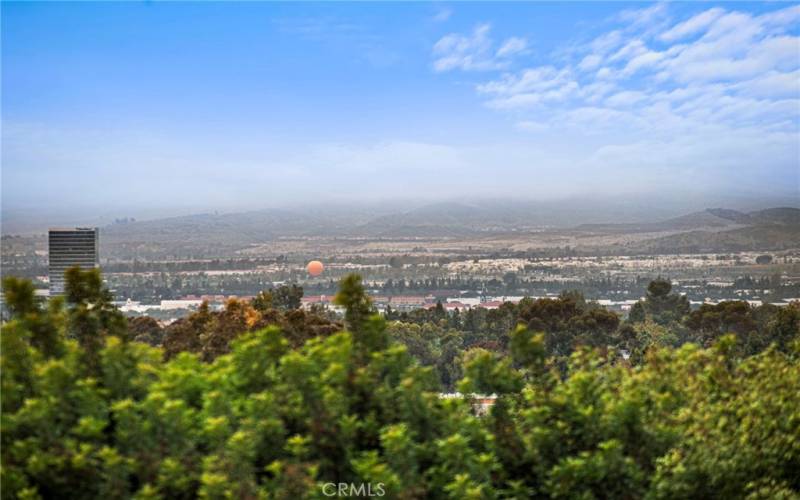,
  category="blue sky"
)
[2,2,798,216]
